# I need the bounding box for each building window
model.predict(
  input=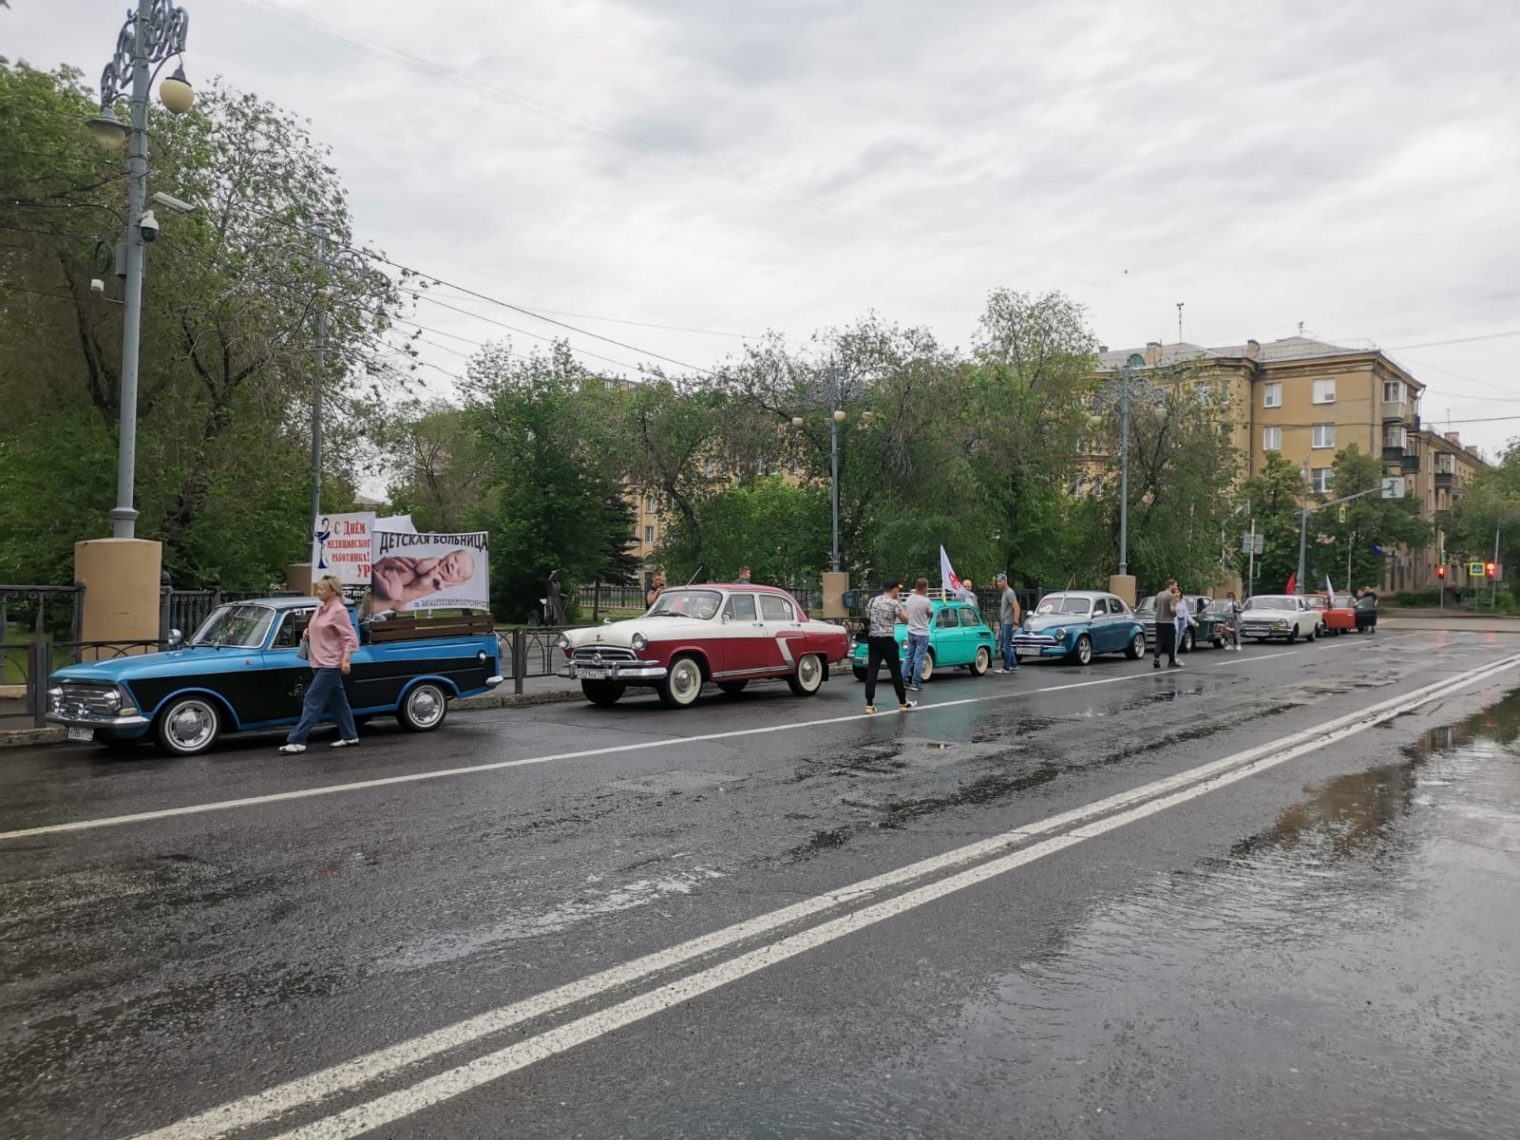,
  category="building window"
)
[1311,467,1333,493]
[644,525,654,543]
[1312,423,1335,449]
[644,495,655,514]
[1263,382,1282,409]
[1382,379,1405,403]
[786,459,799,475]
[1435,453,1455,474]
[702,461,716,478]
[1312,378,1336,404]
[1263,426,1282,451]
